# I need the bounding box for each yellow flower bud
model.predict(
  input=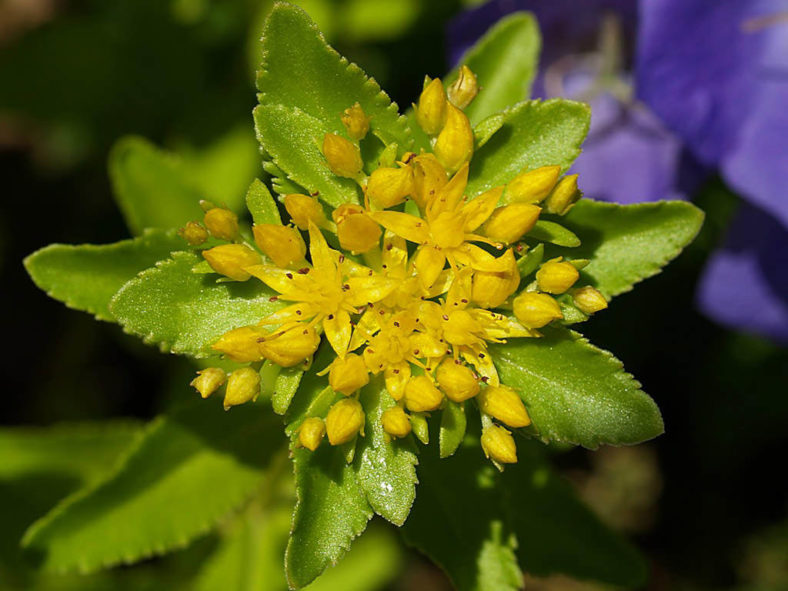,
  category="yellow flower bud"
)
[212,326,265,362]
[326,398,365,445]
[448,65,479,109]
[513,292,563,329]
[332,204,381,254]
[381,406,412,439]
[253,223,307,268]
[415,78,448,135]
[483,203,541,244]
[284,193,327,230]
[322,133,363,178]
[190,367,226,399]
[506,165,561,203]
[481,425,518,464]
[536,260,579,294]
[329,353,370,396]
[435,359,479,402]
[178,221,208,245]
[203,207,239,241]
[411,154,449,210]
[366,166,414,209]
[434,103,474,173]
[223,367,261,411]
[341,102,370,140]
[202,244,262,281]
[298,417,326,451]
[259,324,321,368]
[404,376,444,412]
[471,249,520,308]
[572,286,608,314]
[543,174,581,215]
[478,385,531,428]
